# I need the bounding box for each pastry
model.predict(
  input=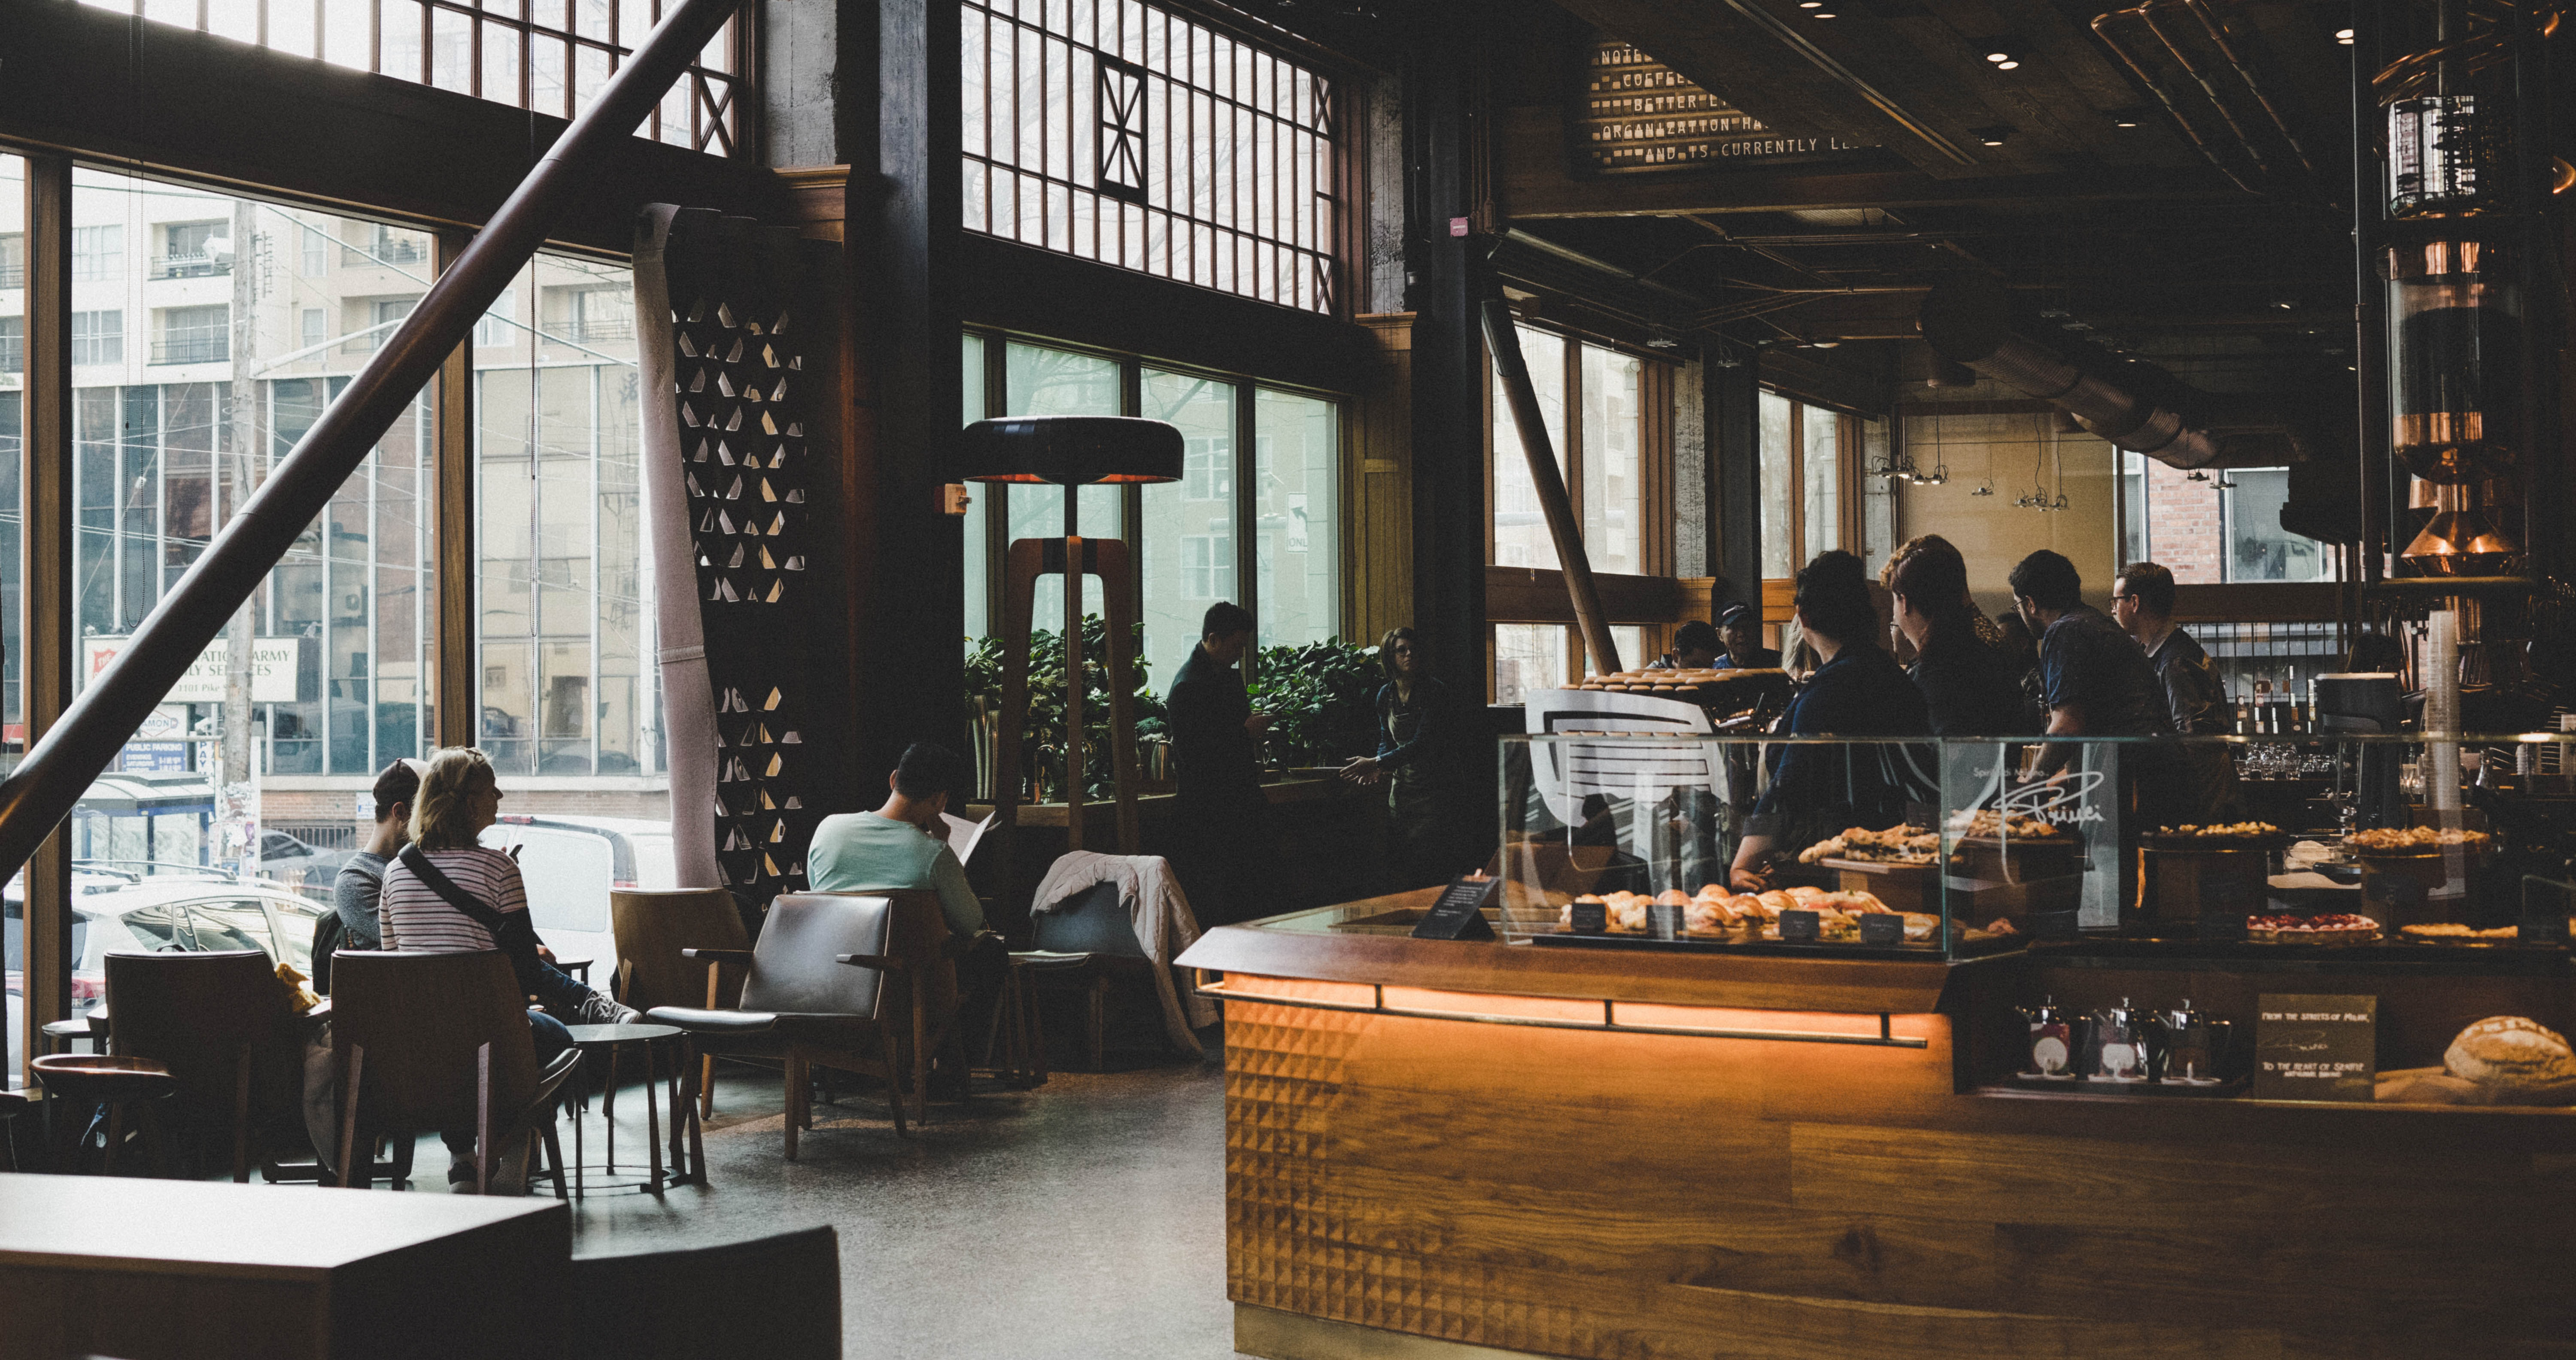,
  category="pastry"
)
[1753,890,1795,921]
[2399,923,2519,942]
[2153,821,2281,841]
[1784,885,1827,907]
[2246,913,2381,945]
[2349,825,2491,853]
[2444,1017,2576,1103]
[1948,808,2062,840]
